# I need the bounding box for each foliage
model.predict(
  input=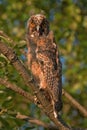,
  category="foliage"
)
[0,0,87,129]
